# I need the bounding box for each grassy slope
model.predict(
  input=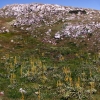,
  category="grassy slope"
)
[0,15,100,100]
